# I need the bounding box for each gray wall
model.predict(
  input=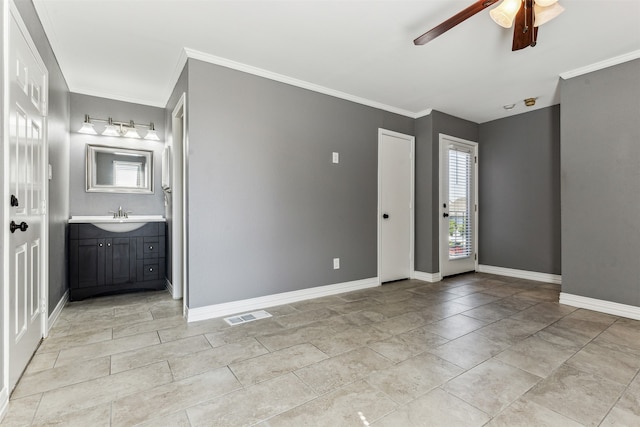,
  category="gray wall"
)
[415,111,478,274]
[479,105,561,274]
[69,93,165,216]
[13,0,70,315]
[186,59,413,308]
[561,59,640,306]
